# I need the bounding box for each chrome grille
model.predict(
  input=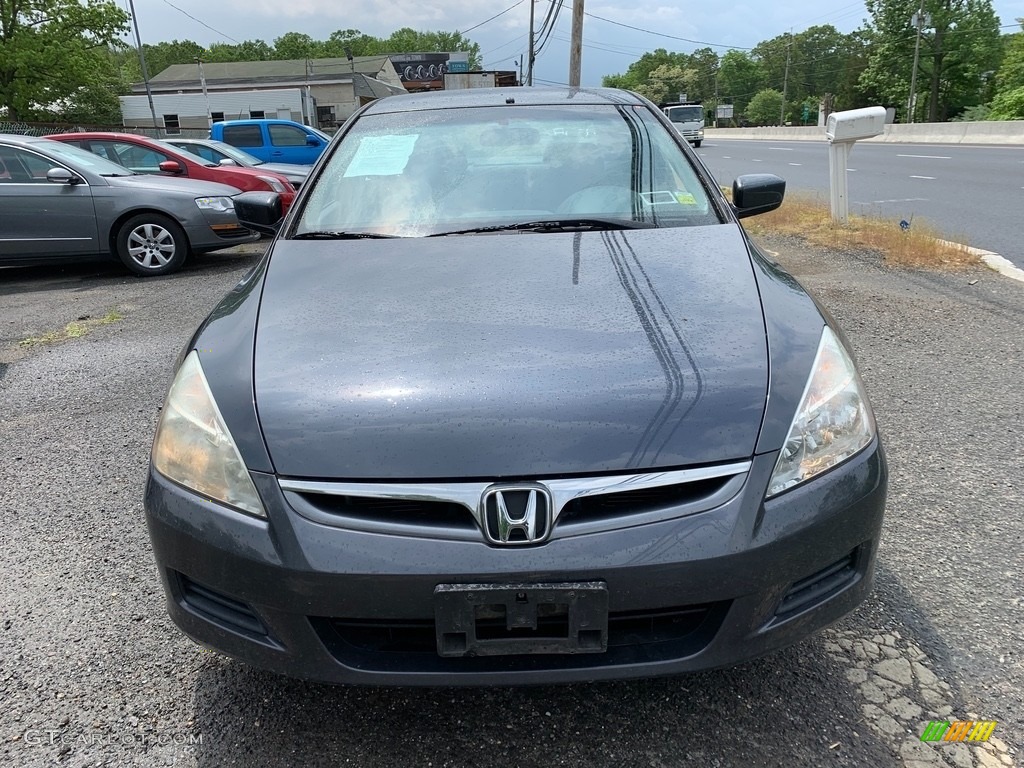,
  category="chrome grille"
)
[279,461,750,541]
